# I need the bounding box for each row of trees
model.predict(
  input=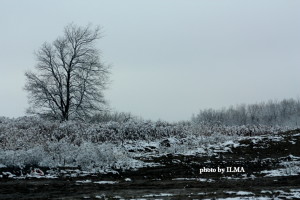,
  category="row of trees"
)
[192,98,300,127]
